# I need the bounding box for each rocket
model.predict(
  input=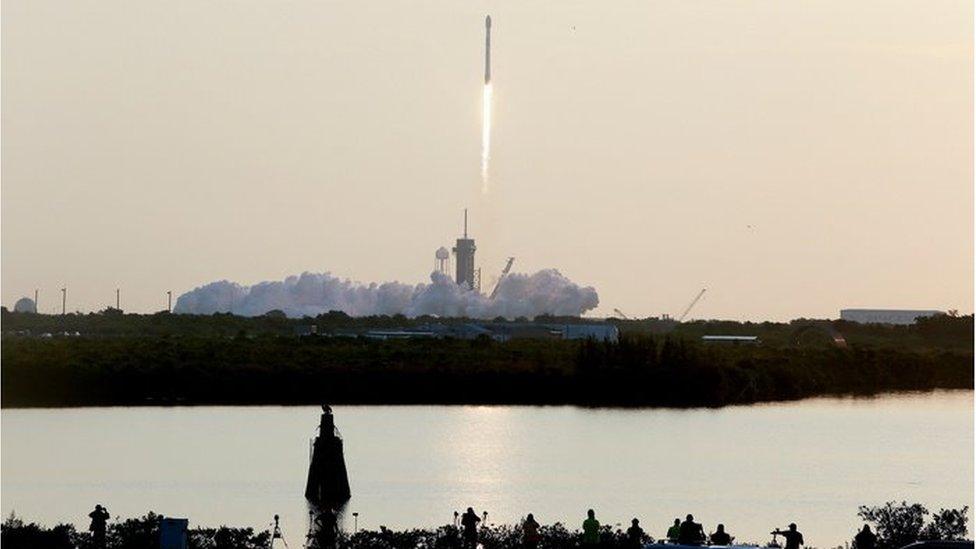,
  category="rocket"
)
[484,15,491,84]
